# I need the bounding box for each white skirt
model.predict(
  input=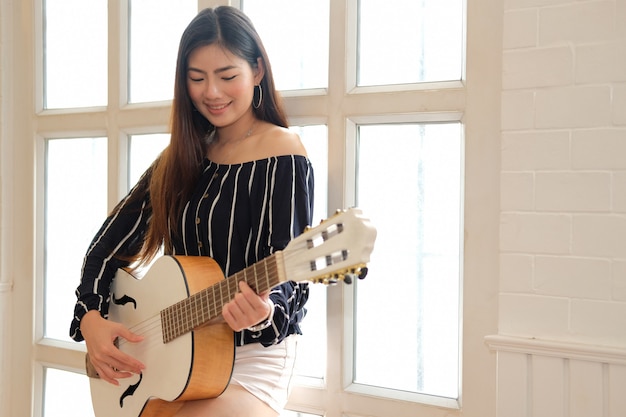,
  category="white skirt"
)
[230,335,298,413]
